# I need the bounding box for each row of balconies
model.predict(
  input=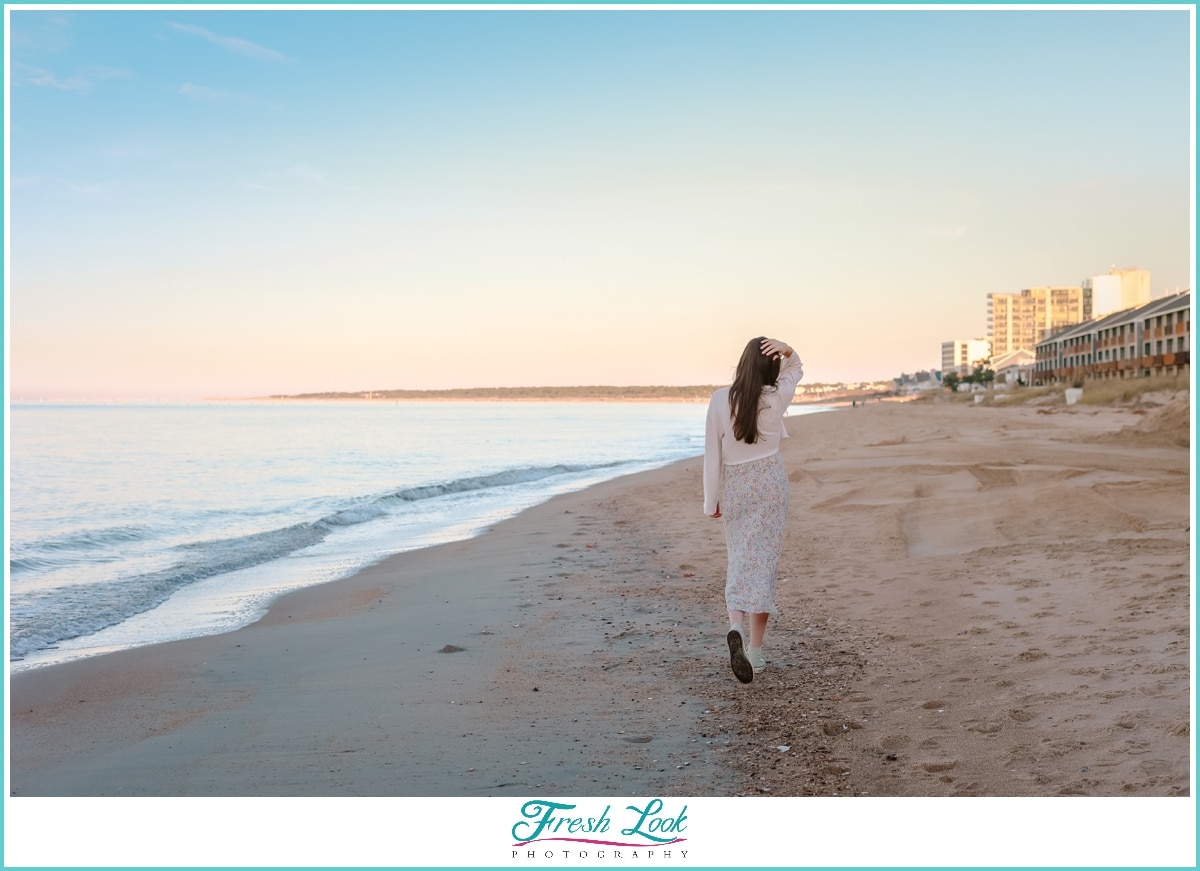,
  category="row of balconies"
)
[1057,338,1188,358]
[1038,351,1189,377]
[1053,321,1189,354]
[1146,323,1190,338]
